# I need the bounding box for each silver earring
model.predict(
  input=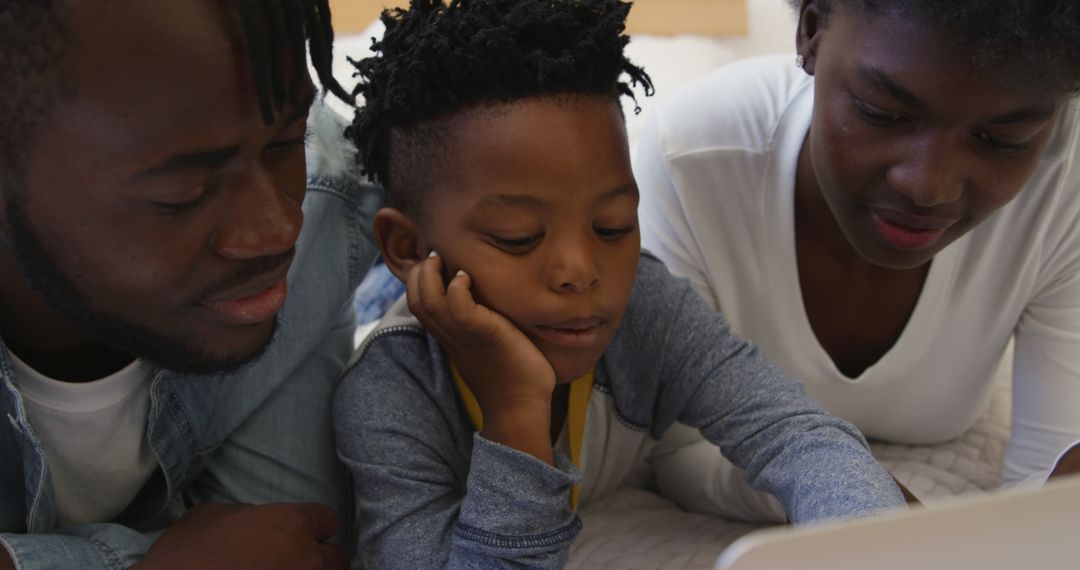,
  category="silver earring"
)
[795,54,806,69]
